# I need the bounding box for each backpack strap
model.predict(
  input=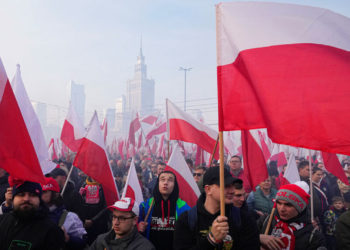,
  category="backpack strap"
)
[187,205,197,231]
[58,209,69,228]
